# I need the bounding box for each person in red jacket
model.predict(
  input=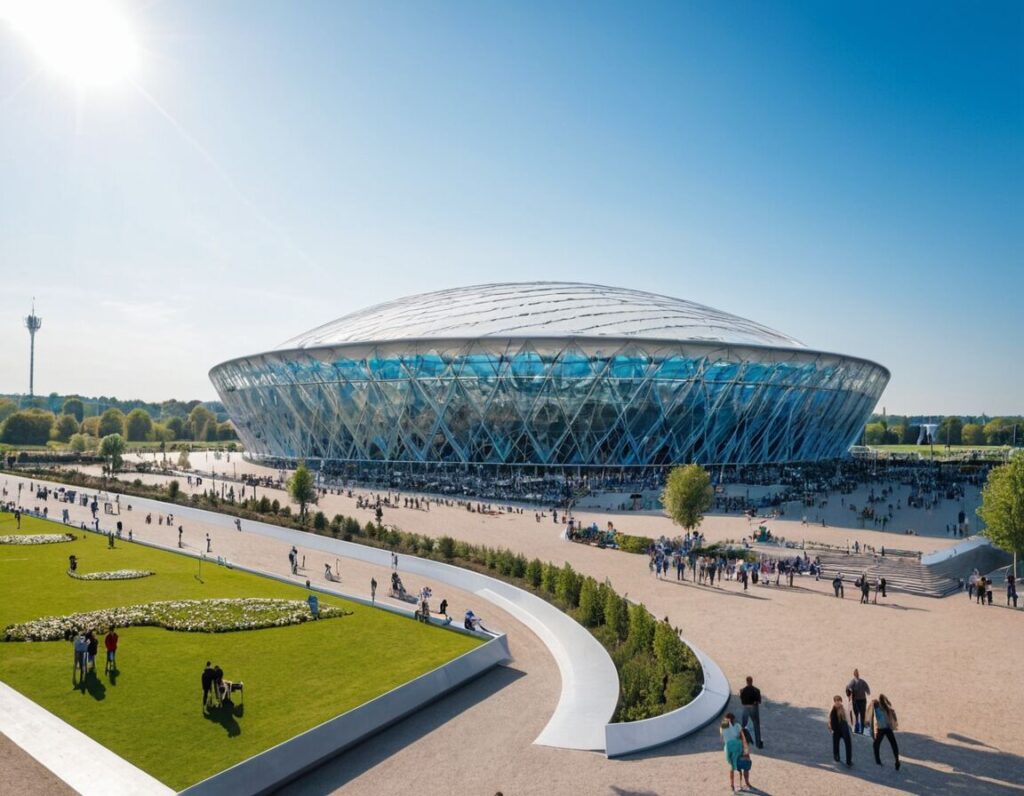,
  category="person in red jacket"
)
[104,627,119,674]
